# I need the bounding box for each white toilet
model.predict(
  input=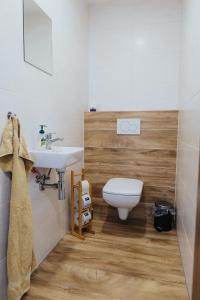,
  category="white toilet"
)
[103,178,143,220]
